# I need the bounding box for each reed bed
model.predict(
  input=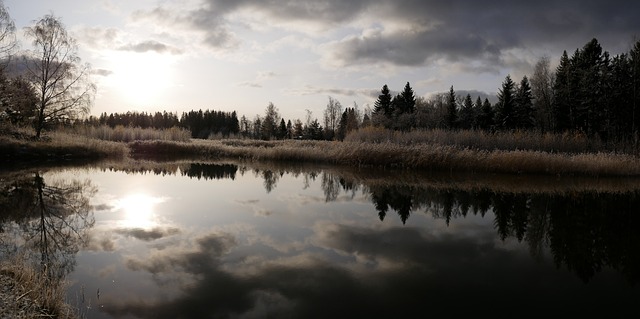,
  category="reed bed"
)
[126,138,640,177]
[344,126,628,154]
[3,124,640,176]
[1,130,129,162]
[69,125,191,142]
